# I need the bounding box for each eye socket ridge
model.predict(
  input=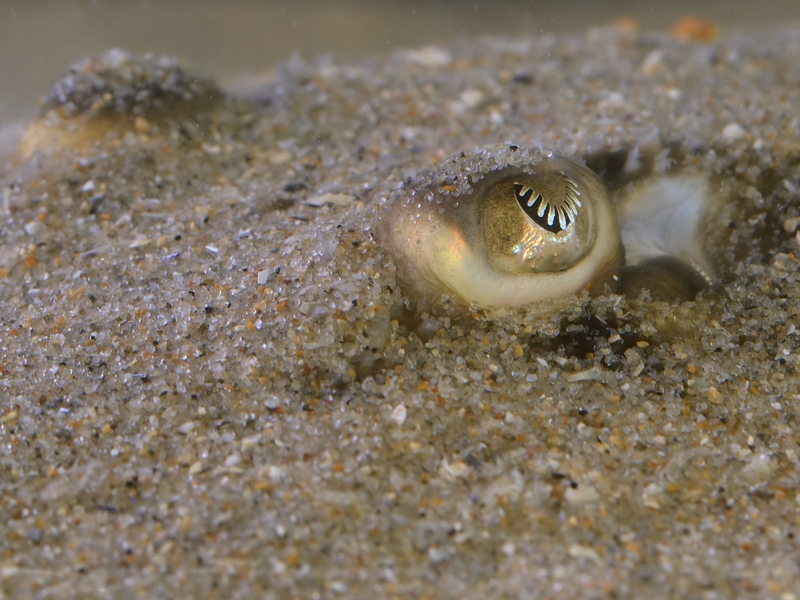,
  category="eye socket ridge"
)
[513,177,582,234]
